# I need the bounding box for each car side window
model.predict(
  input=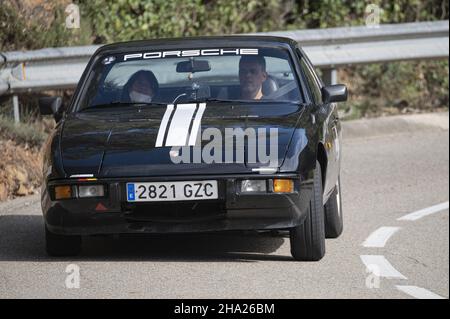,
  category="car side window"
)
[300,58,322,104]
